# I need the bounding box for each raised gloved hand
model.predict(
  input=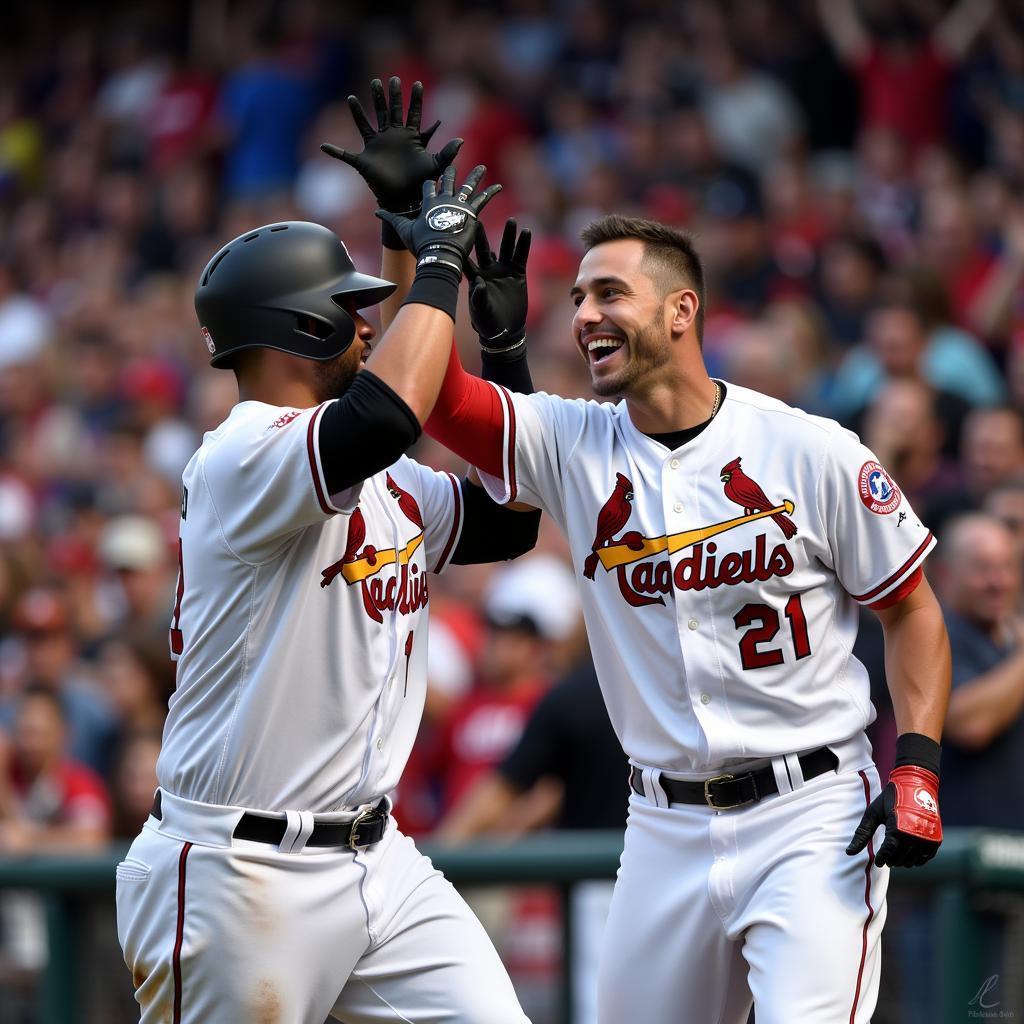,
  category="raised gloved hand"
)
[321,77,463,215]
[846,733,942,868]
[467,219,531,353]
[376,165,501,279]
